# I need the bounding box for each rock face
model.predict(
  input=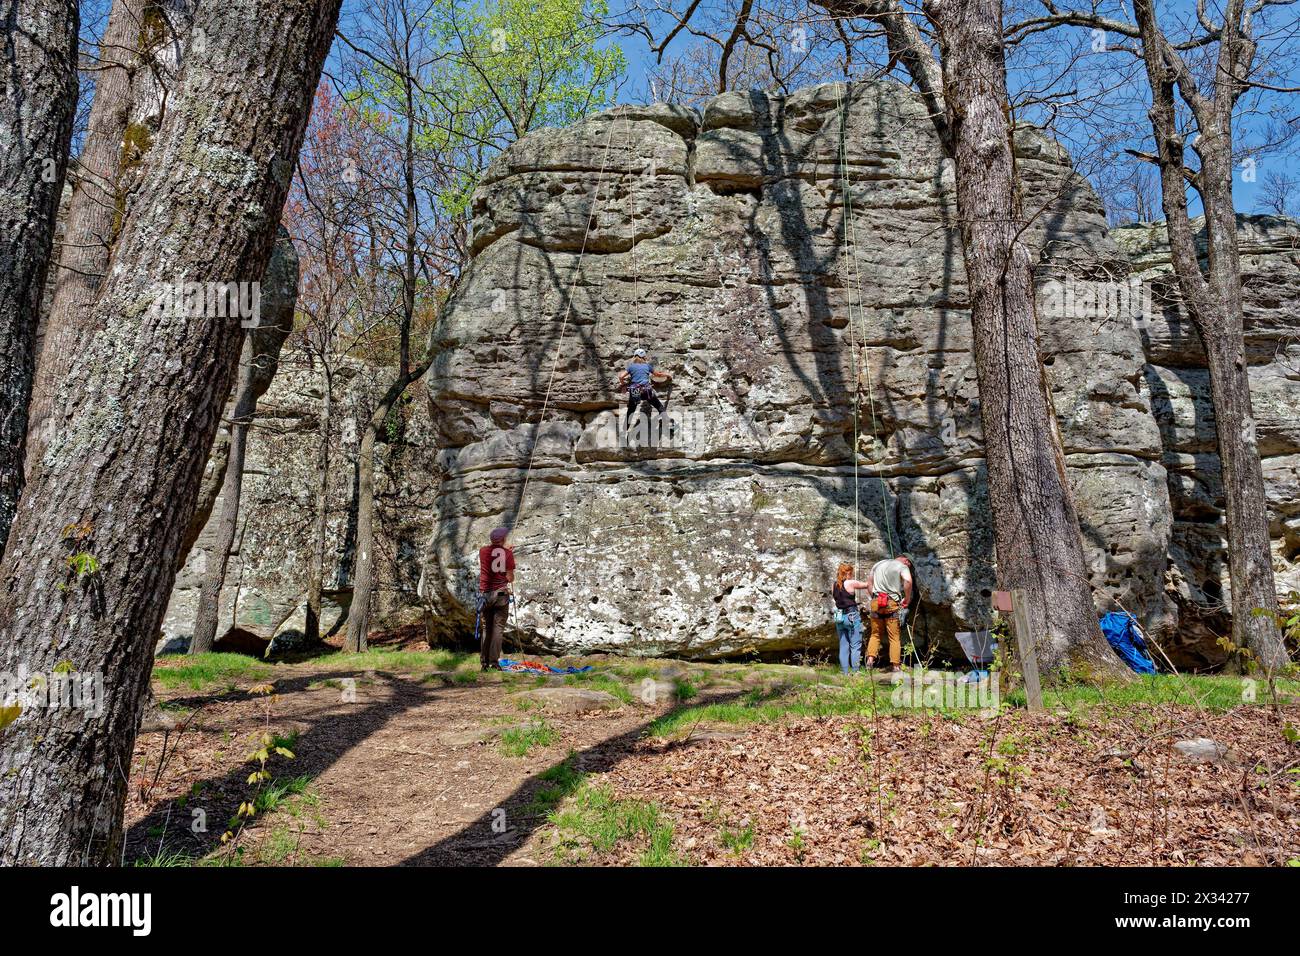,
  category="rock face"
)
[158,352,438,653]
[419,80,1180,661]
[1116,215,1300,667]
[163,80,1299,668]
